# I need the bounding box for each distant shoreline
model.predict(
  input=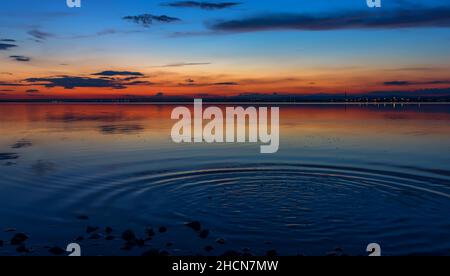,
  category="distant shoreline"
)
[0,100,449,105]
